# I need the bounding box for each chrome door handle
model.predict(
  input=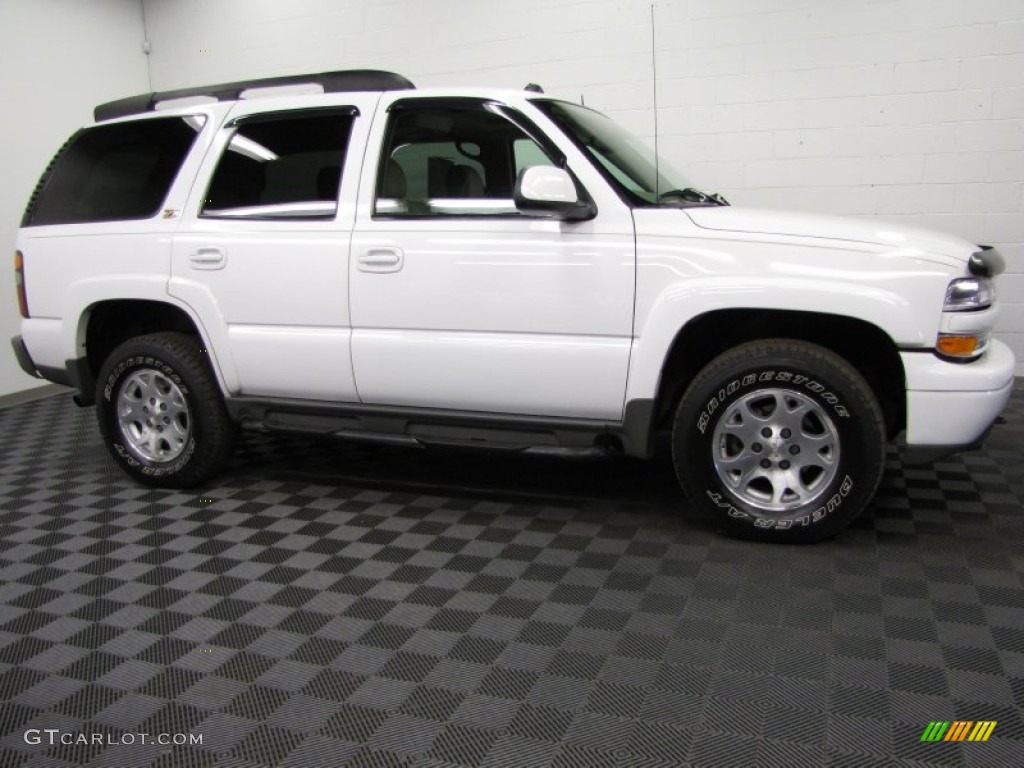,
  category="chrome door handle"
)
[189,246,227,270]
[358,247,404,273]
